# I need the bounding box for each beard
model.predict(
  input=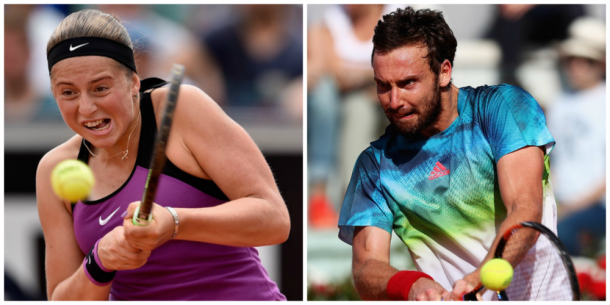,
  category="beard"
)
[384,78,443,137]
